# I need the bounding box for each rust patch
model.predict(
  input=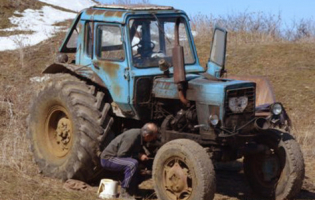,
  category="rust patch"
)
[85,8,95,15]
[115,11,124,17]
[162,82,171,89]
[94,10,105,15]
[113,84,121,96]
[104,11,124,17]
[95,61,120,78]
[95,4,173,10]
[85,9,124,18]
